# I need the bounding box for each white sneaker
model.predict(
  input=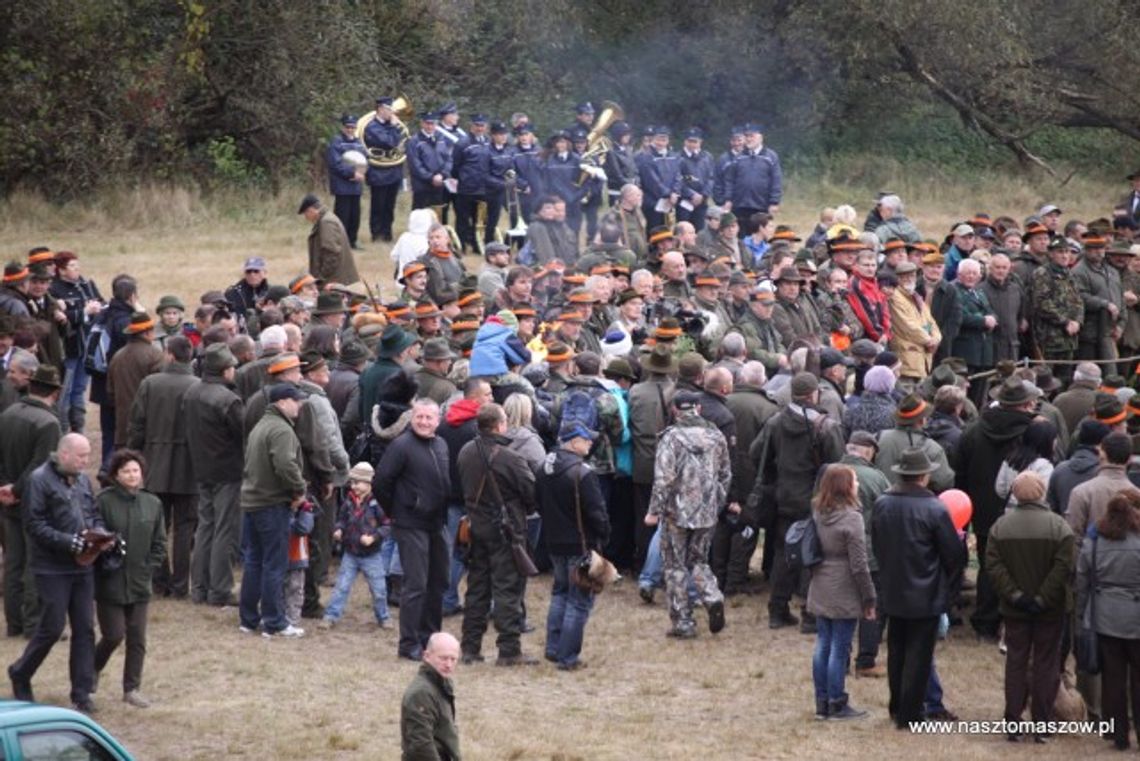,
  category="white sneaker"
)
[239,625,256,635]
[262,625,305,638]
